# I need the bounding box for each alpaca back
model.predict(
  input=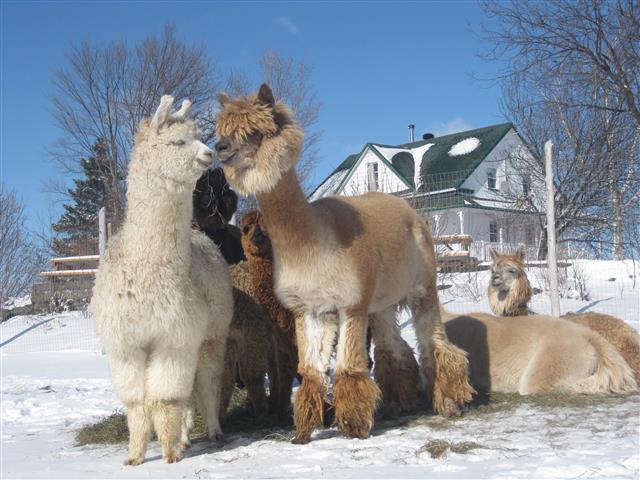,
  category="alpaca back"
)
[443,310,638,395]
